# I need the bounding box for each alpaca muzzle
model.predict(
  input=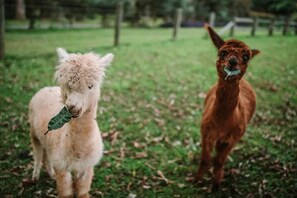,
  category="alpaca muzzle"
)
[223,67,241,80]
